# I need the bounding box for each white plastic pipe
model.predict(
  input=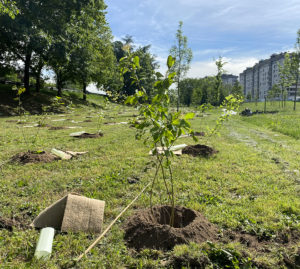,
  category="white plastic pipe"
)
[170,144,187,151]
[34,227,55,260]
